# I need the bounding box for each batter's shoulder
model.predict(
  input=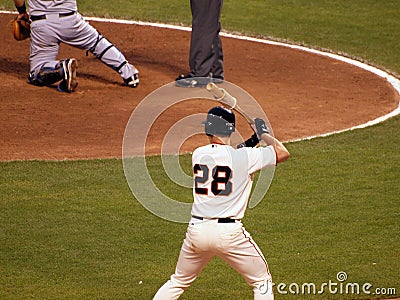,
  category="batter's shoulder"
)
[192,144,210,157]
